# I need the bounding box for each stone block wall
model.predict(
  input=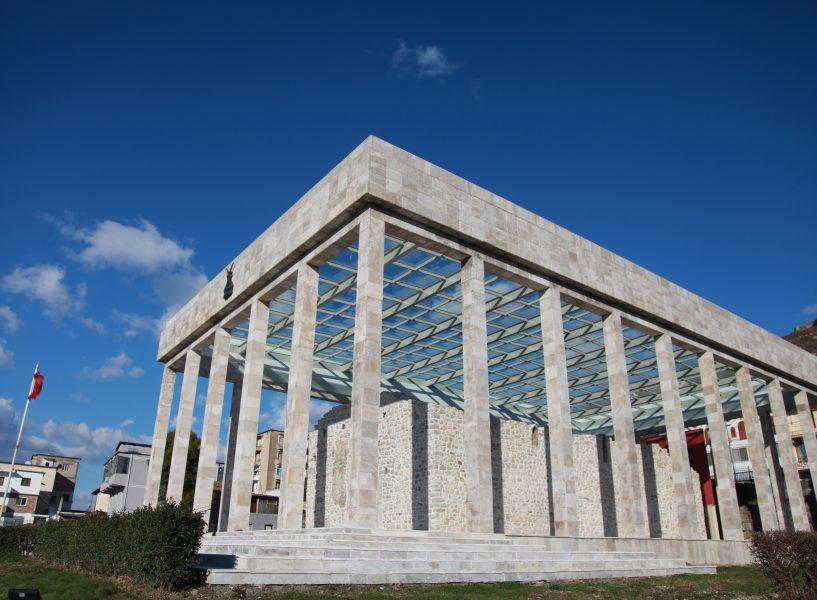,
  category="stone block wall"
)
[304,397,706,539]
